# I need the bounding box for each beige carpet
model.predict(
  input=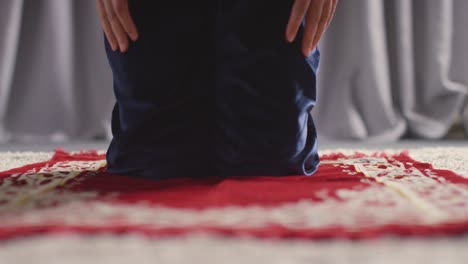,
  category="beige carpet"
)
[1,147,468,264]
